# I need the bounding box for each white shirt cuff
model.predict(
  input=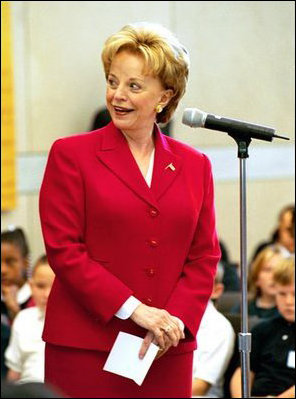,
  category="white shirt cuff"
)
[115,296,141,320]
